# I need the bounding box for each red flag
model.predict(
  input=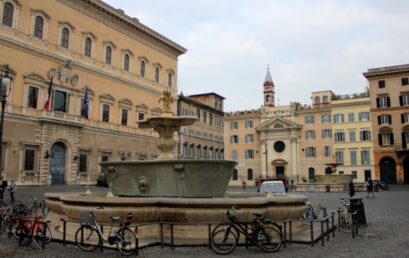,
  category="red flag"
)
[44,77,53,110]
